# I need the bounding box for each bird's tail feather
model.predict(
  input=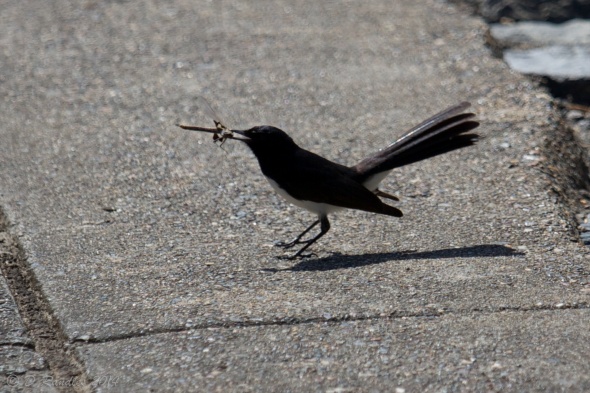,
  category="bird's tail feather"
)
[353,102,479,179]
